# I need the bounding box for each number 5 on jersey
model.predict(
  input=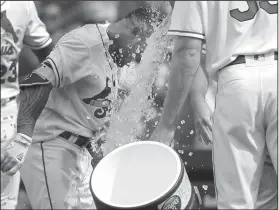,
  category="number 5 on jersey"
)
[230,1,277,22]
